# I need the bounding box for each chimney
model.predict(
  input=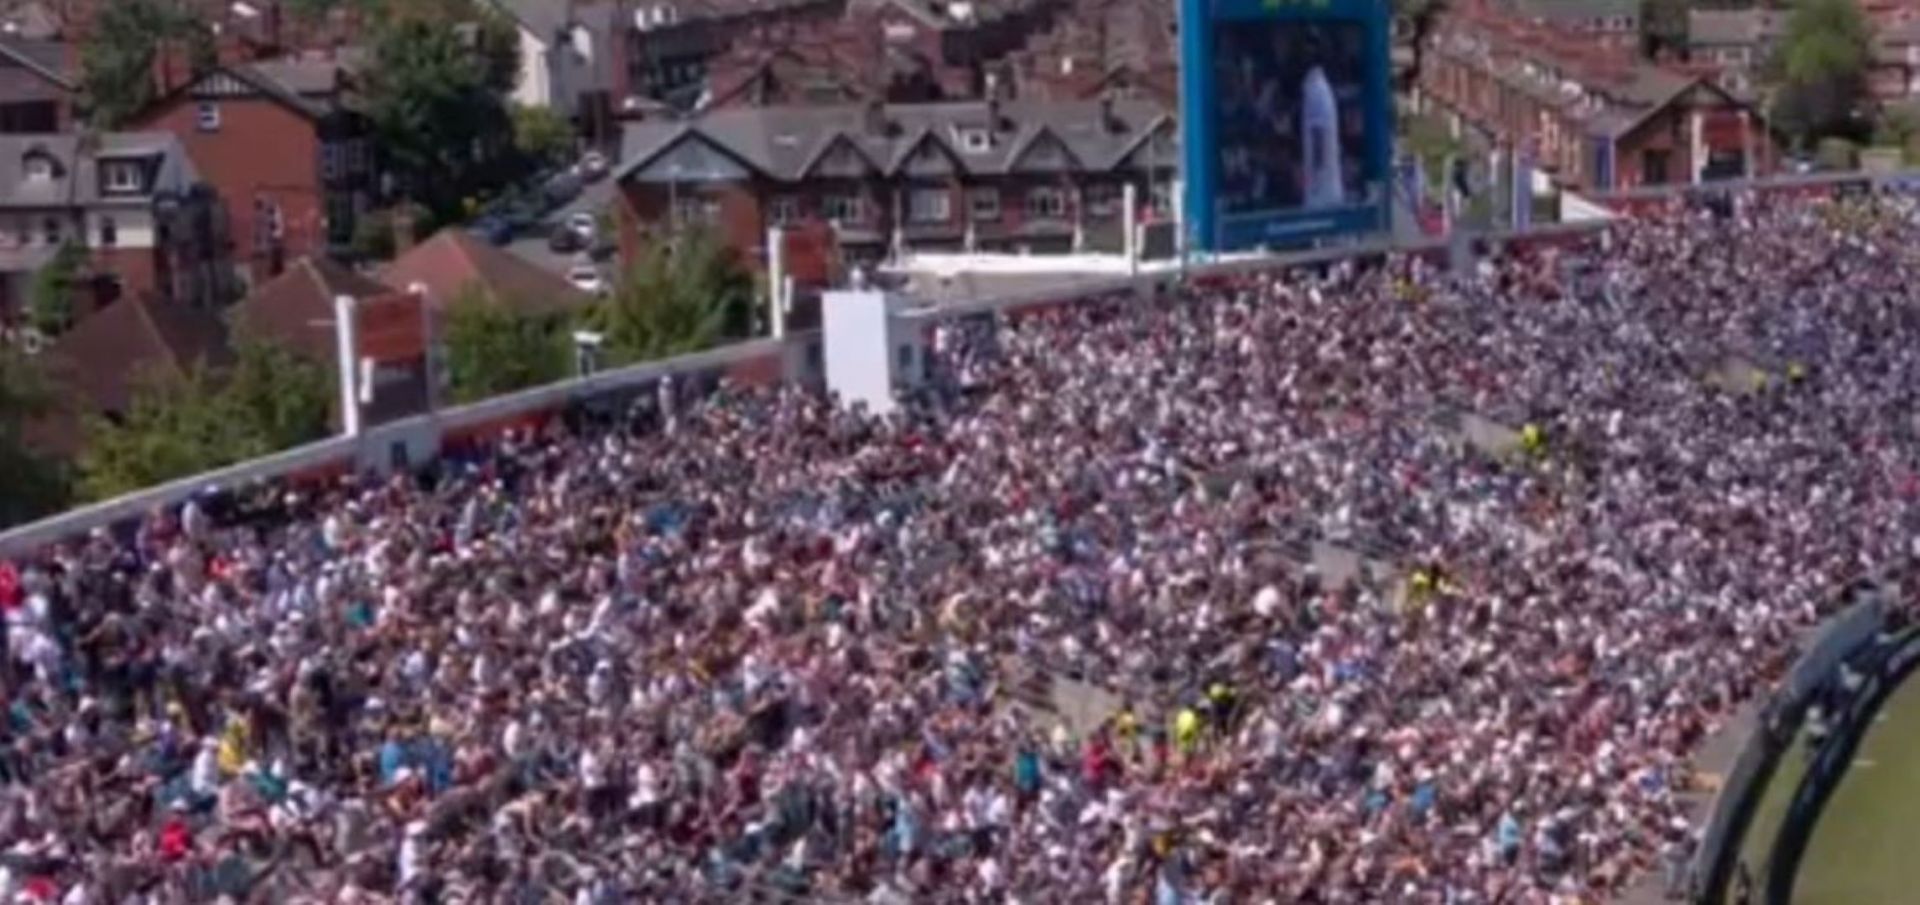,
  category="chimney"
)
[864,98,890,135]
[1099,94,1119,132]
